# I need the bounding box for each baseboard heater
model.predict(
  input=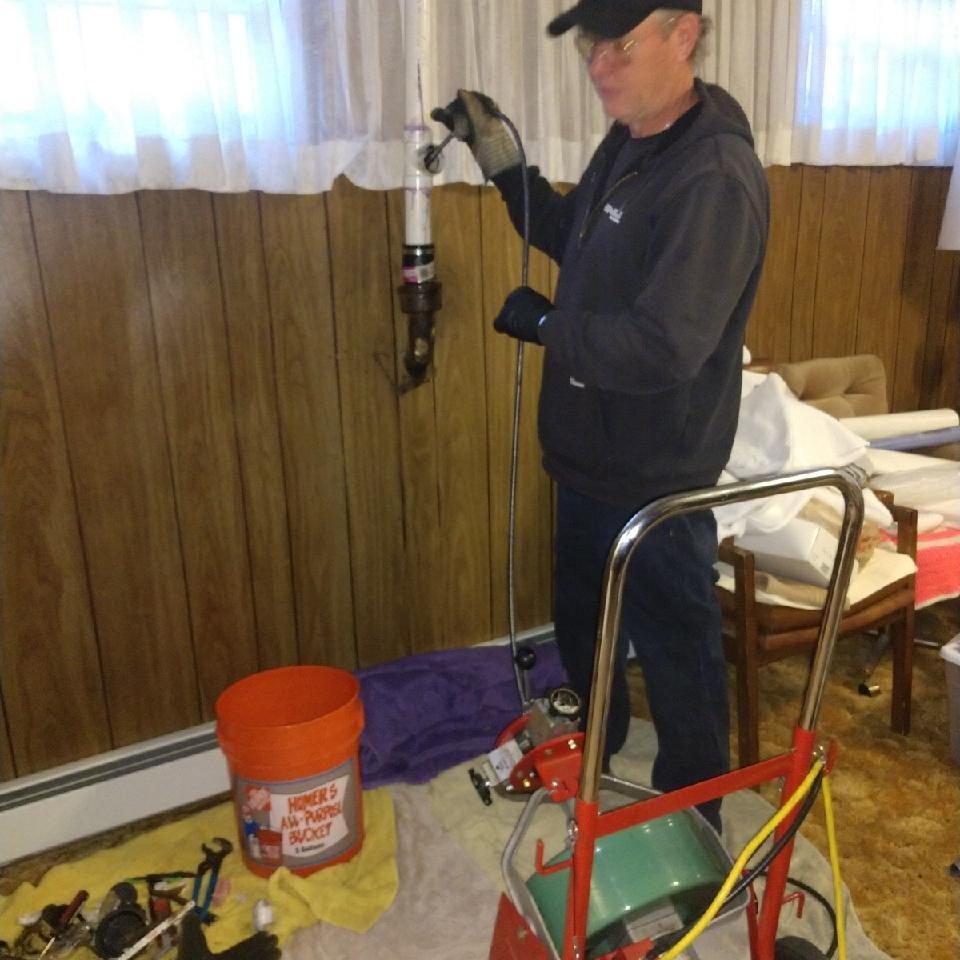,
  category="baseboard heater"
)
[0,626,555,865]
[0,722,230,865]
